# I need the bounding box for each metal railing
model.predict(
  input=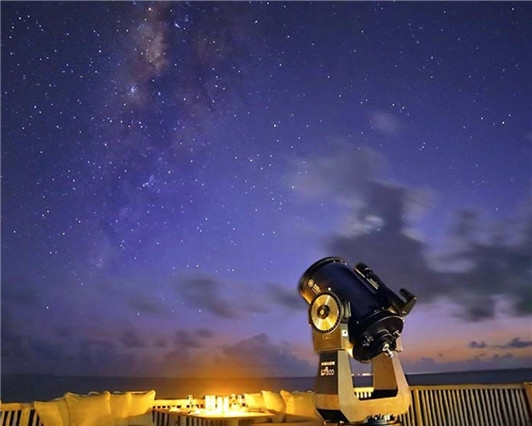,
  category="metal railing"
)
[399,383,532,426]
